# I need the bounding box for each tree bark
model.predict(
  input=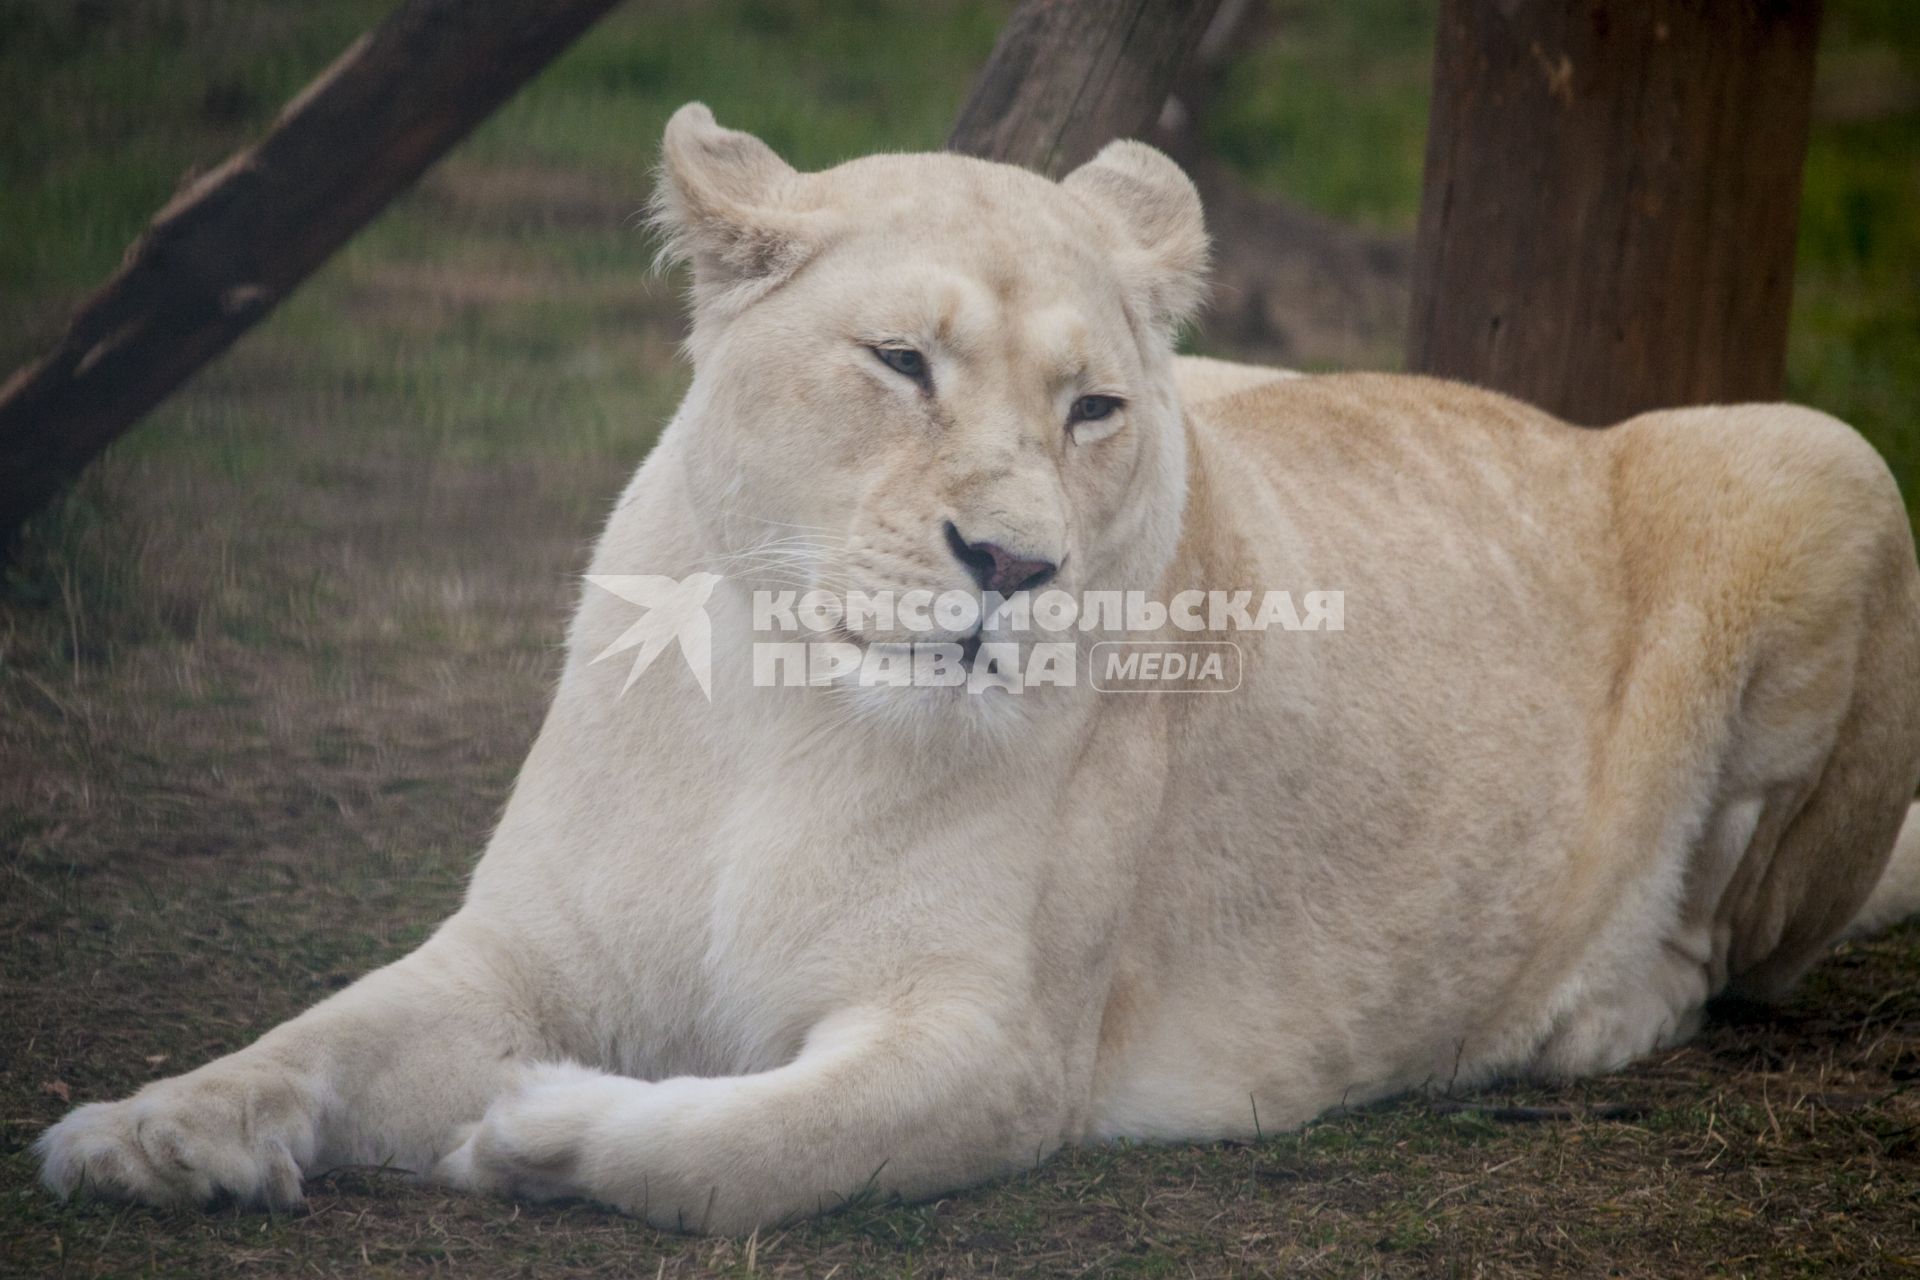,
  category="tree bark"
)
[948,0,1227,177]
[0,0,623,539]
[1406,0,1822,425]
